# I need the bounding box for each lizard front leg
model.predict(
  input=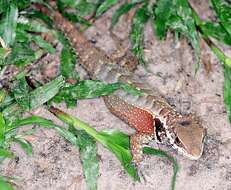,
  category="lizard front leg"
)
[103,95,155,164]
